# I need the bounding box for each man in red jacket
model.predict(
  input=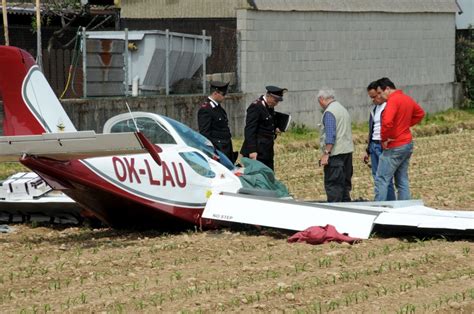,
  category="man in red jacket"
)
[374,77,425,201]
